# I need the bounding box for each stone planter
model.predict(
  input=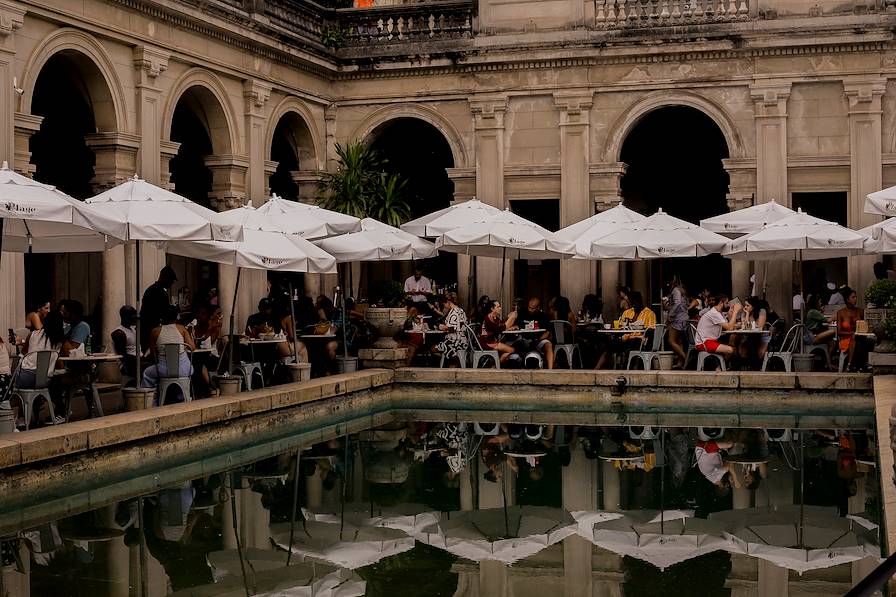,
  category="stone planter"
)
[123,388,155,411]
[216,377,243,396]
[285,362,312,383]
[365,307,407,349]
